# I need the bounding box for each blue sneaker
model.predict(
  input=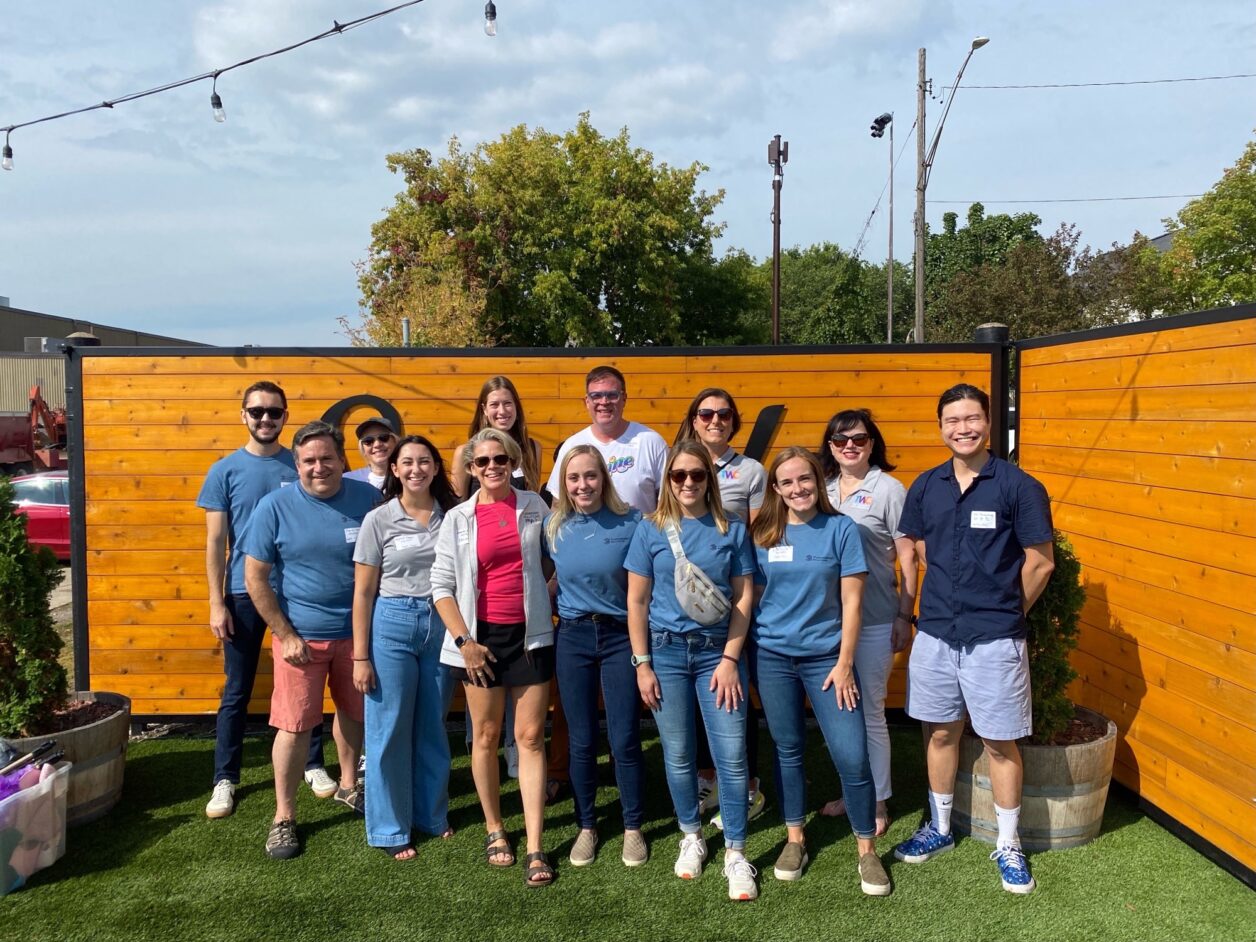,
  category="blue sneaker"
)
[893,822,955,863]
[990,845,1036,894]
